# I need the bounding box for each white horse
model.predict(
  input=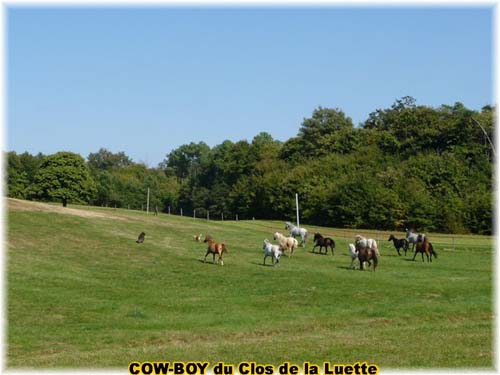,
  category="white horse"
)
[285,222,308,247]
[274,232,299,256]
[354,235,380,257]
[262,239,283,266]
[405,228,426,252]
[348,243,358,269]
